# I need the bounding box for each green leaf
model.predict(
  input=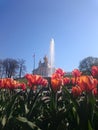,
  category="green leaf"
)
[88,120,93,130]
[2,115,6,127]
[28,88,43,118]
[17,116,41,130]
